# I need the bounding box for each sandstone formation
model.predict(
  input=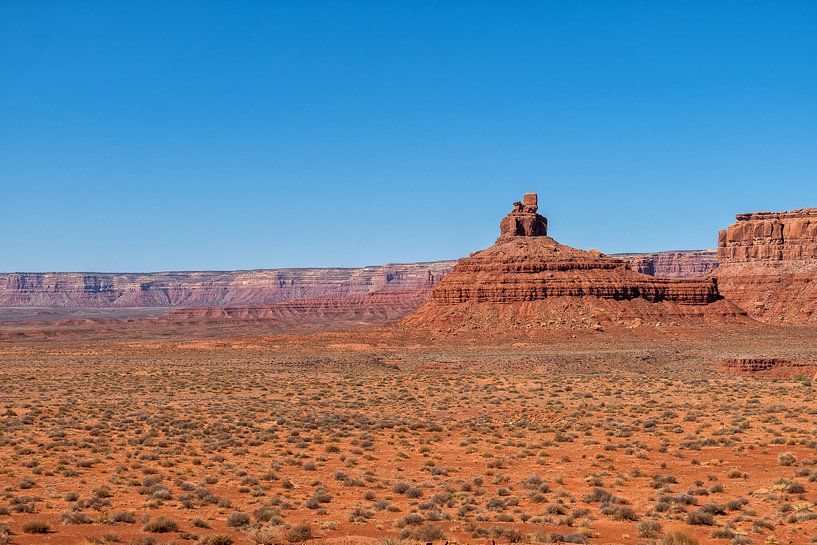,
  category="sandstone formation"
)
[404,194,743,333]
[719,209,817,262]
[616,250,719,279]
[0,263,453,330]
[0,263,452,308]
[498,192,548,239]
[716,209,817,324]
